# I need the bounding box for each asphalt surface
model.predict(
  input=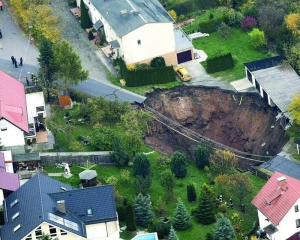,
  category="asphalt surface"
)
[0,0,145,103]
